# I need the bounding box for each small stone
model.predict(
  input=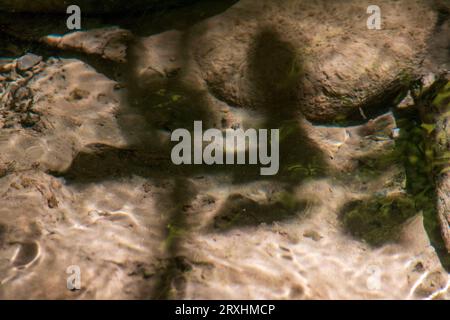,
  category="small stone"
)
[17,54,42,71]
[47,195,59,209]
[69,88,89,101]
[14,87,31,100]
[422,73,437,90]
[397,91,415,109]
[413,262,425,272]
[142,182,152,193]
[391,128,400,139]
[303,230,322,241]
[20,112,40,127]
[0,59,15,72]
